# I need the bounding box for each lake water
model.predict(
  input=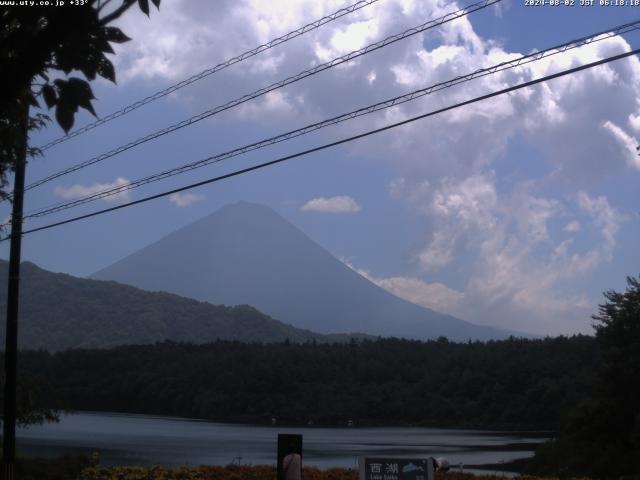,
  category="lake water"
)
[17,412,548,473]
